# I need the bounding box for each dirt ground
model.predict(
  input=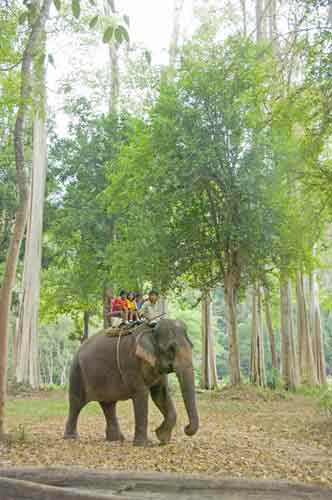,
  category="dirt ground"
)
[1,387,332,488]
